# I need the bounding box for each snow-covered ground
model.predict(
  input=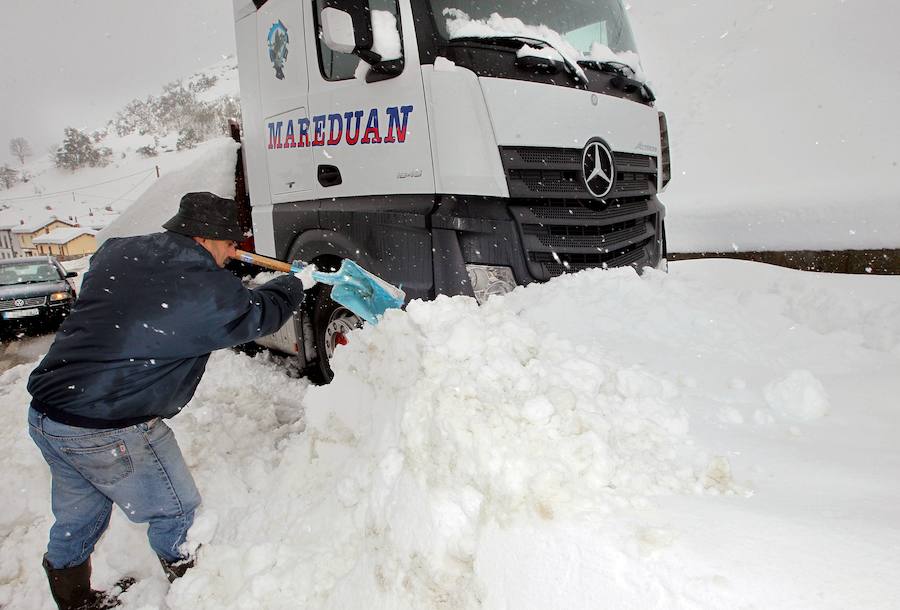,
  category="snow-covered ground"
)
[2,259,898,609]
